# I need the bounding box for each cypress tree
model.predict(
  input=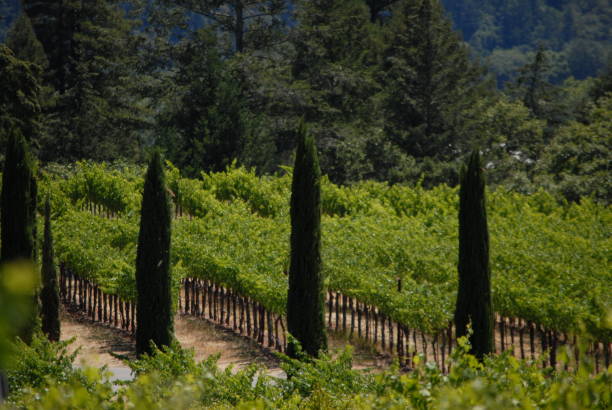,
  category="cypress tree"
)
[454,150,493,360]
[286,122,326,358]
[0,127,38,345]
[135,151,173,357]
[40,198,60,342]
